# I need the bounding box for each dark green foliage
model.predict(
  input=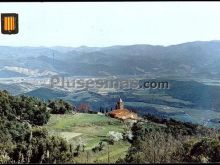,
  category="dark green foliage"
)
[177,137,220,162]
[48,99,74,114]
[143,113,216,137]
[0,91,50,126]
[119,113,220,163]
[121,126,182,163]
[0,90,75,163]
[92,142,105,153]
[9,127,74,163]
